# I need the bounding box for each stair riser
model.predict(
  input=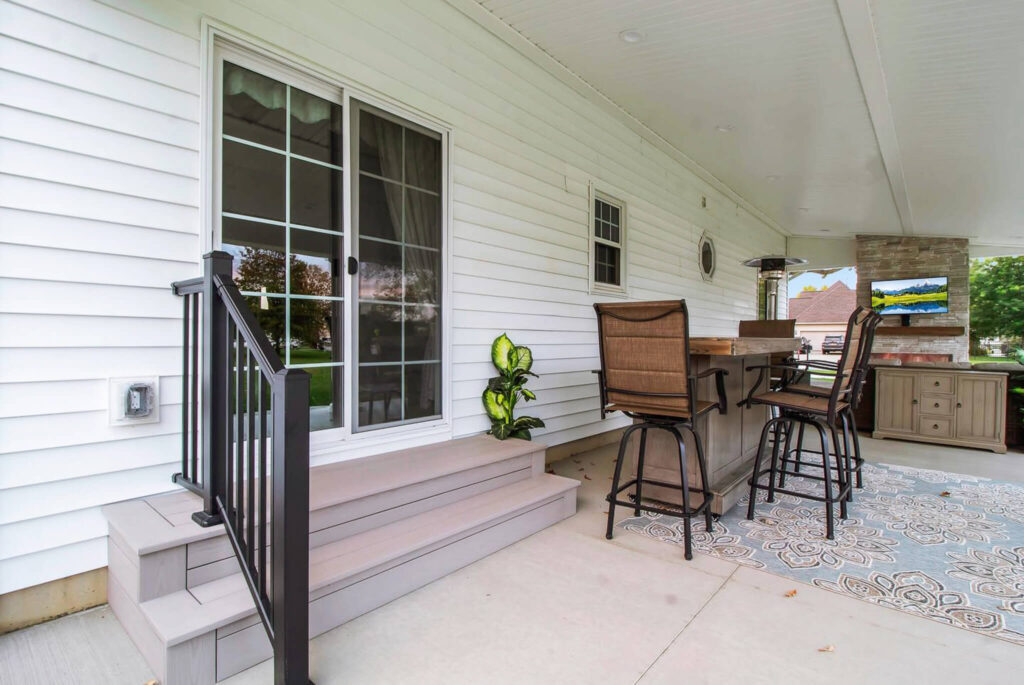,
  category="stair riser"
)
[109,536,187,603]
[183,452,540,589]
[215,489,575,681]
